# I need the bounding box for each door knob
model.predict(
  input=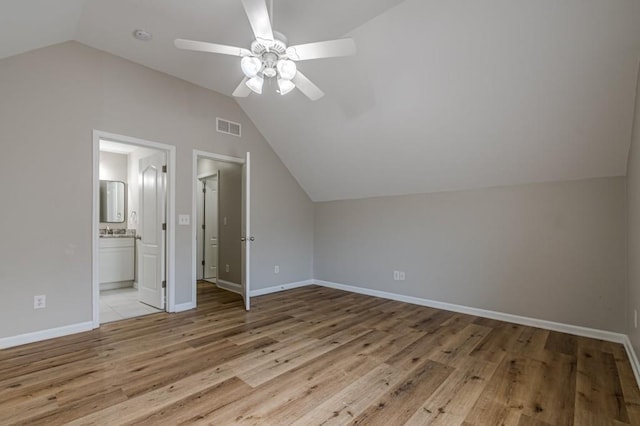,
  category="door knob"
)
[240,237,246,242]
[249,236,255,241]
